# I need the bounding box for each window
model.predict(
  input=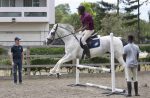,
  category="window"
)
[10,0,15,7]
[2,0,9,7]
[33,0,40,7]
[0,12,21,17]
[0,0,15,7]
[23,0,32,7]
[24,12,47,17]
[24,0,39,7]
